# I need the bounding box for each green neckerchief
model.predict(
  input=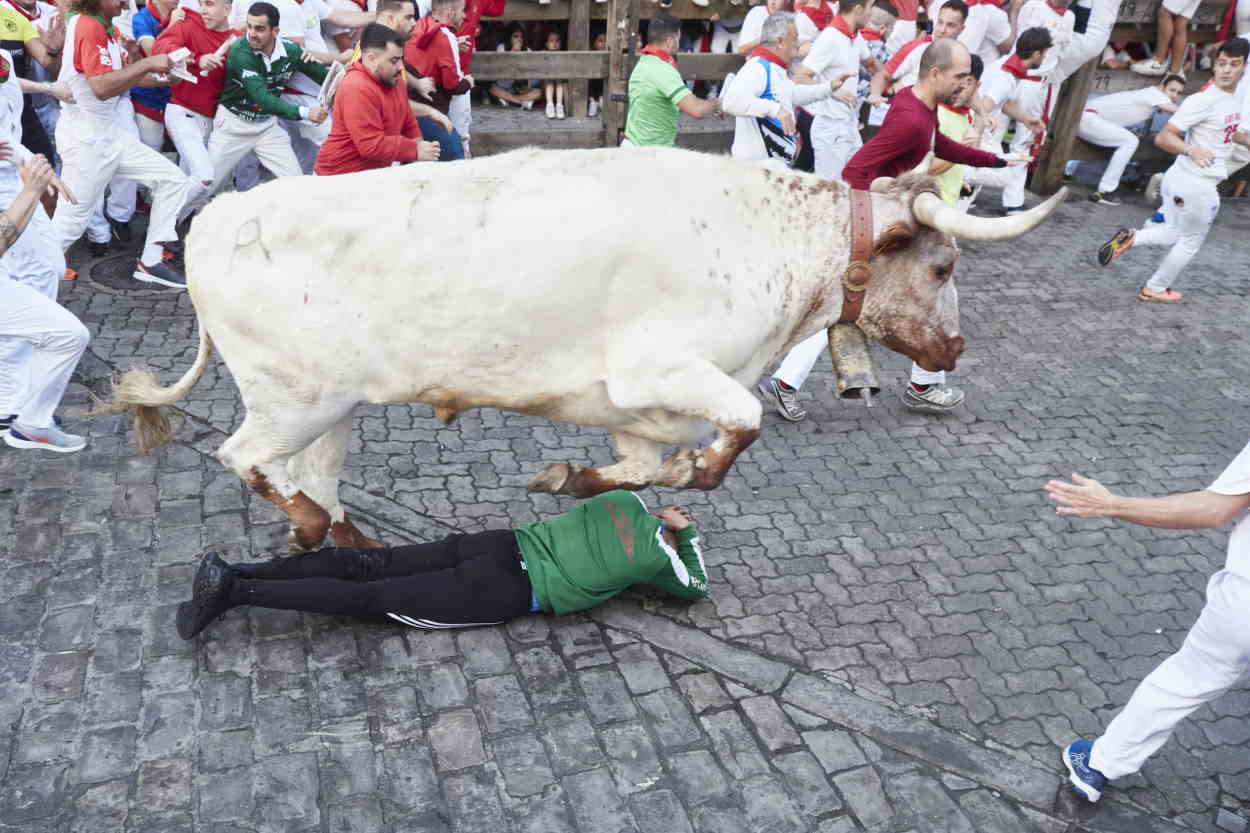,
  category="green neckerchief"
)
[65,10,116,38]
